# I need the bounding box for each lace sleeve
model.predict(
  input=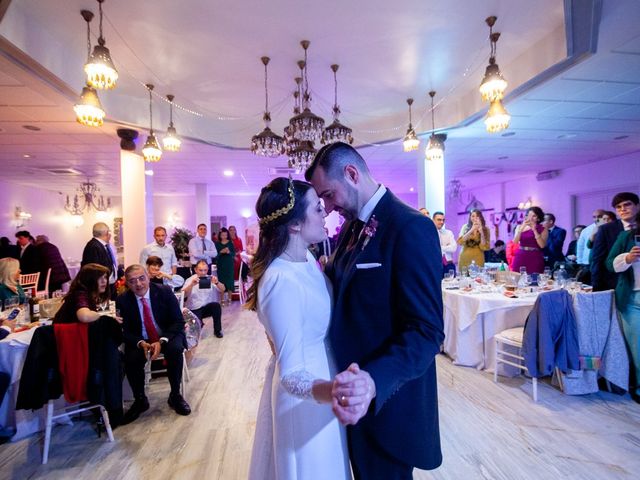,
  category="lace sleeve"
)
[281,370,315,400]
